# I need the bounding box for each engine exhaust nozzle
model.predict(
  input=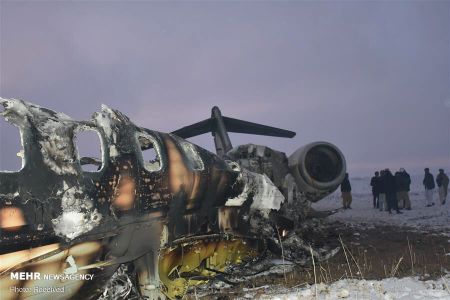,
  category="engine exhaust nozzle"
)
[288,142,346,201]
